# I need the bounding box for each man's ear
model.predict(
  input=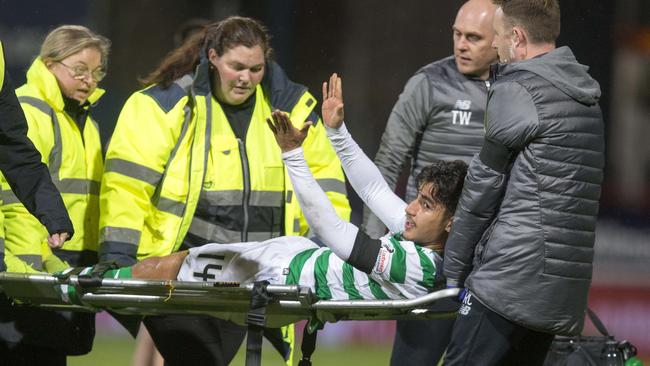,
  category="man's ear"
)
[512,26,527,48]
[445,216,453,233]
